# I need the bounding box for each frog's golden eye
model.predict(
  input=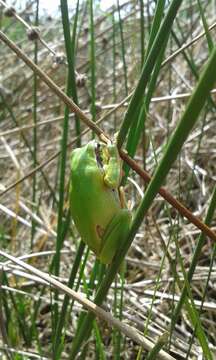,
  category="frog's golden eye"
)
[95,142,103,169]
